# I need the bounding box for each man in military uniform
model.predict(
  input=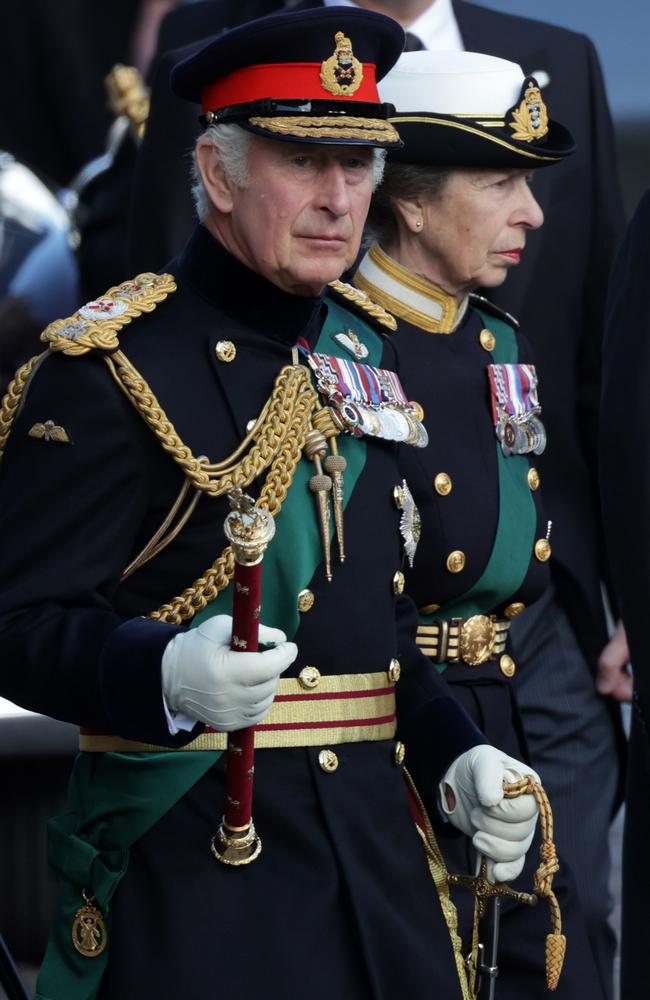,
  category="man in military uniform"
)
[0,9,541,999]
